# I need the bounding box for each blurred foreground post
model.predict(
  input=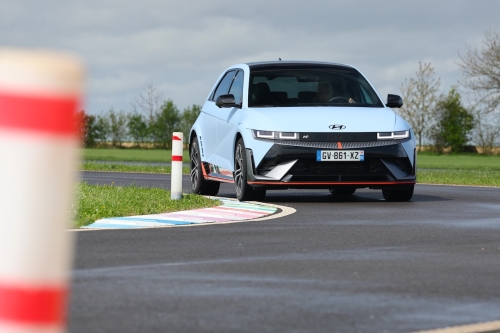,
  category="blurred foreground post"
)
[171,132,183,200]
[0,49,84,332]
